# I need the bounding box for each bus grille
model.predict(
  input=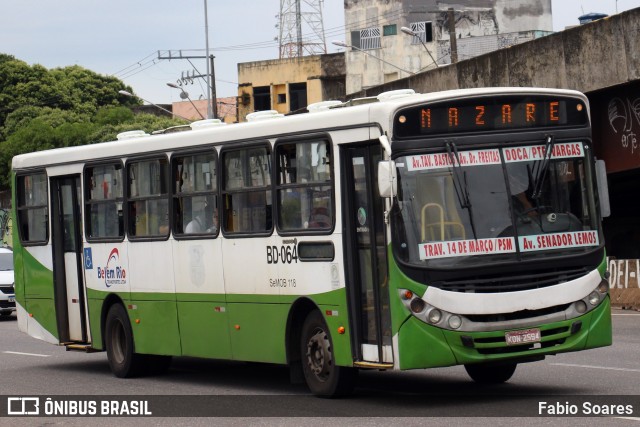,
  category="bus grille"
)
[434,267,589,293]
[464,303,571,323]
